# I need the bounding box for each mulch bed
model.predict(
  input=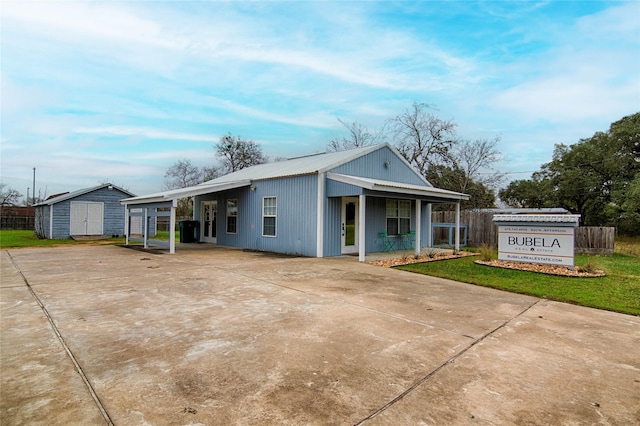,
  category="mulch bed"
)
[475,260,606,277]
[367,251,477,268]
[367,252,606,278]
